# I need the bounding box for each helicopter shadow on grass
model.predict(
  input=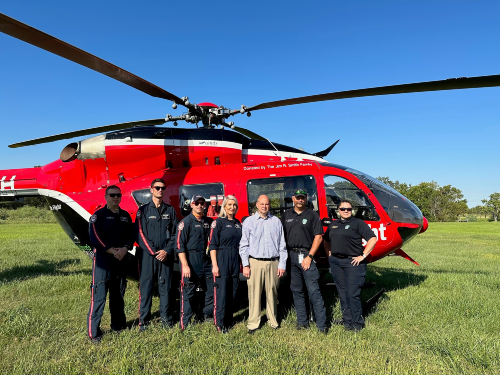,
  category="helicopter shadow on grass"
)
[320,265,428,319]
[0,258,86,284]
